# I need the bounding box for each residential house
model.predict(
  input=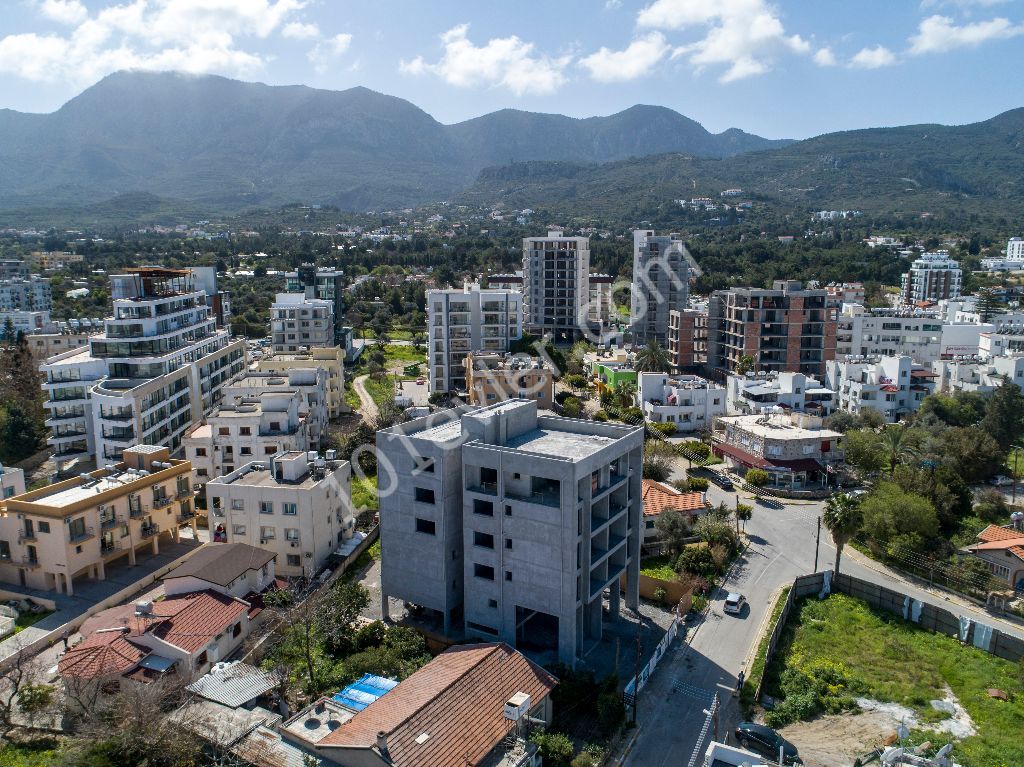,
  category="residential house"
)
[825,355,936,423]
[464,351,554,409]
[965,523,1024,590]
[256,346,346,419]
[641,479,708,549]
[637,372,726,432]
[726,371,835,417]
